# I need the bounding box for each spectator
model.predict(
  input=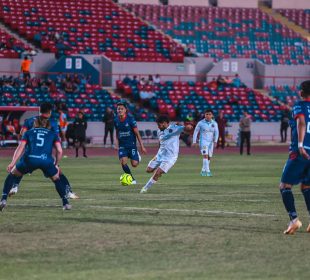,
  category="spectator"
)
[208,78,218,90]
[280,109,290,143]
[239,111,251,155]
[154,74,161,84]
[73,111,88,157]
[216,111,228,149]
[122,74,132,85]
[20,56,32,83]
[232,74,243,88]
[139,77,146,87]
[102,107,115,148]
[147,75,154,85]
[216,75,226,87]
[131,75,139,86]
